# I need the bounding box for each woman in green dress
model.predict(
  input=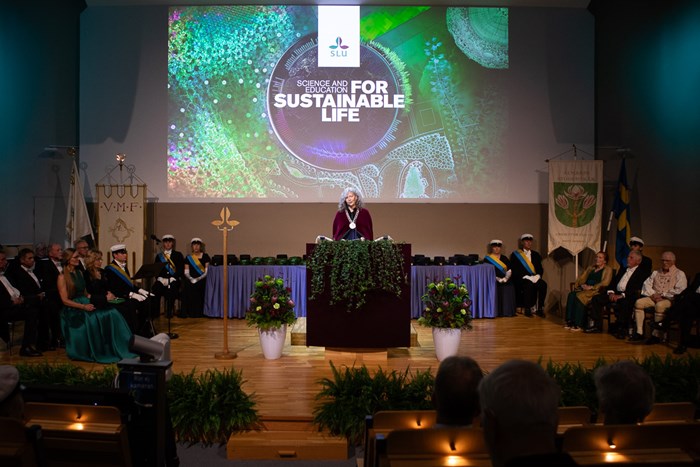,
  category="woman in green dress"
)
[564,251,613,331]
[58,248,136,363]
